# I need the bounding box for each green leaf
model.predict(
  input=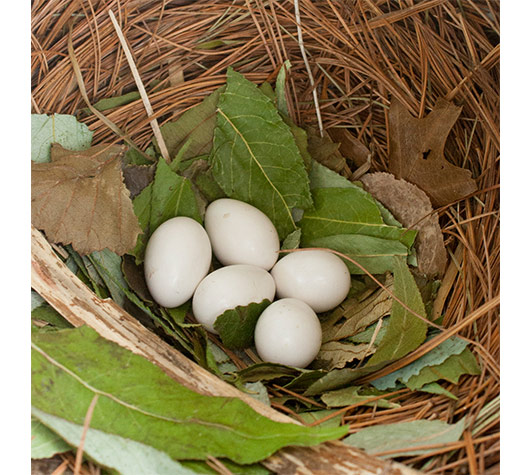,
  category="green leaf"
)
[243,381,271,407]
[297,410,343,428]
[304,362,389,396]
[32,304,72,329]
[343,418,466,458]
[321,386,399,409]
[367,257,427,366]
[405,348,481,390]
[308,160,353,190]
[32,408,196,474]
[31,417,71,458]
[214,299,271,349]
[32,326,346,464]
[90,91,141,112]
[211,67,312,239]
[158,87,224,162]
[418,382,458,400]
[347,318,389,345]
[133,157,202,262]
[305,234,410,275]
[275,61,291,117]
[308,161,415,237]
[236,362,309,384]
[300,187,415,246]
[281,228,302,250]
[31,290,45,310]
[371,336,469,390]
[88,249,129,307]
[31,114,93,163]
